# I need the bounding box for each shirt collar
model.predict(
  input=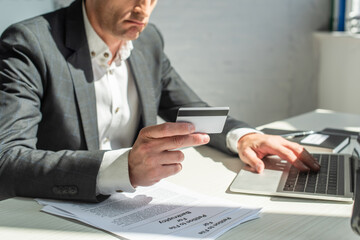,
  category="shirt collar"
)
[82,1,133,67]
